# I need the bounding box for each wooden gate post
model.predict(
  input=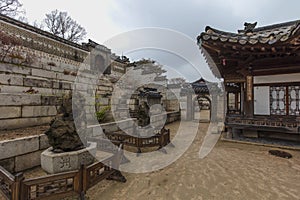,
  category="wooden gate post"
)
[13,173,24,200]
[78,165,85,200]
